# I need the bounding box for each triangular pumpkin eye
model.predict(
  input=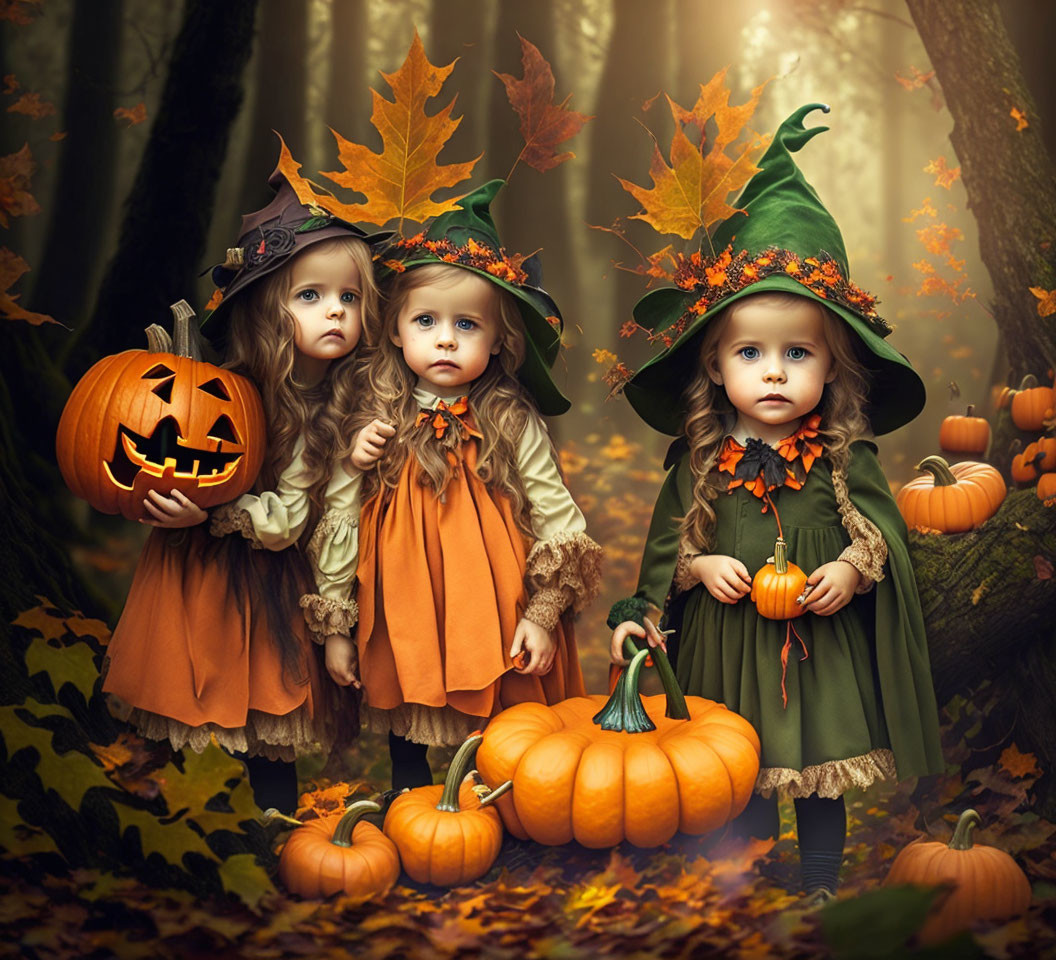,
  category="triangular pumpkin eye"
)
[207,414,239,444]
[198,377,231,400]
[151,378,175,403]
[142,363,175,379]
